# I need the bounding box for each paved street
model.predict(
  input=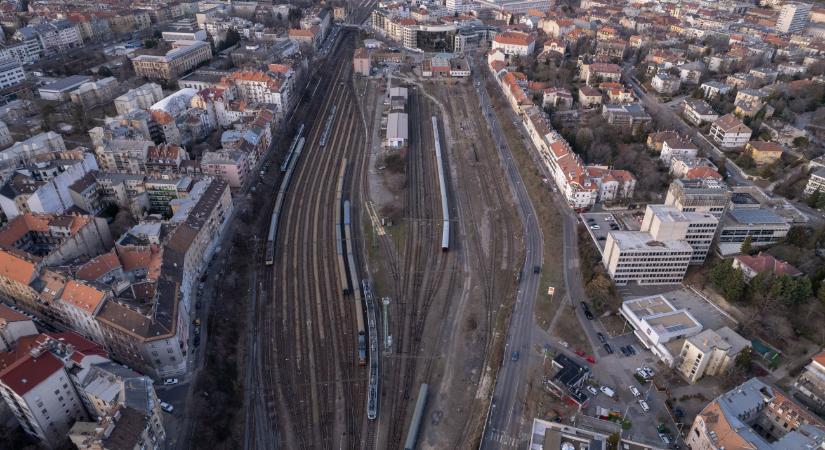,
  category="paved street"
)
[473,60,545,450]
